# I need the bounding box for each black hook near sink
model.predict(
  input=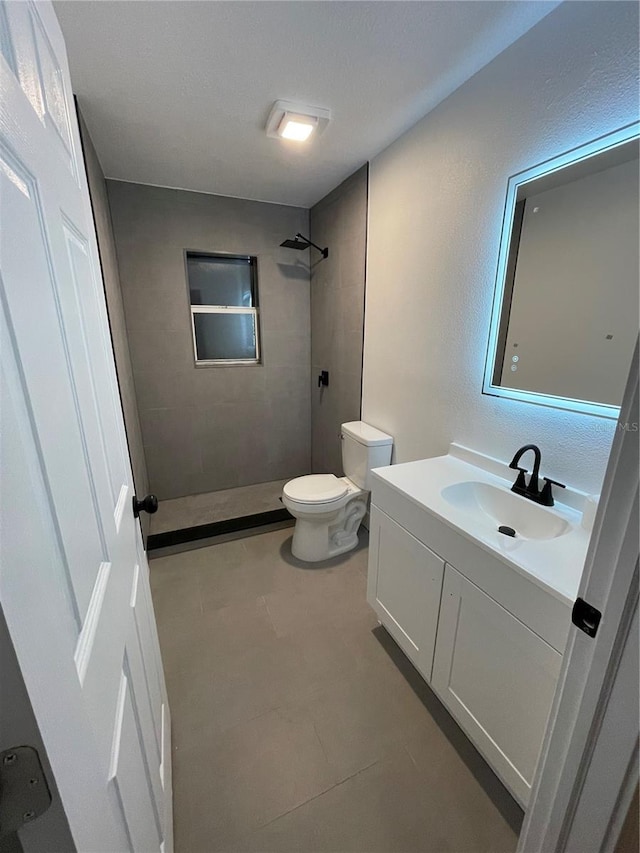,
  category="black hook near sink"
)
[498,525,517,537]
